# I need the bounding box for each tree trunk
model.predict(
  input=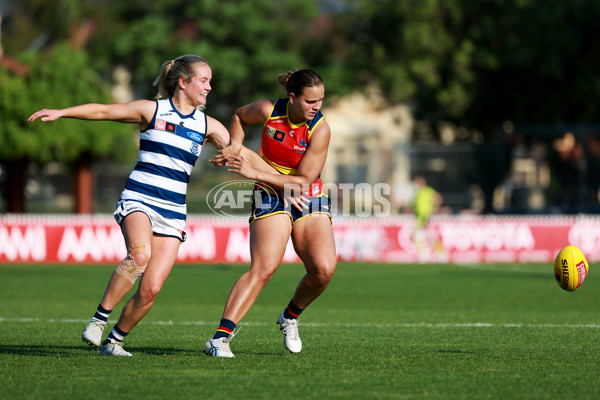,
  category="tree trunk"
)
[4,159,28,213]
[73,159,94,214]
